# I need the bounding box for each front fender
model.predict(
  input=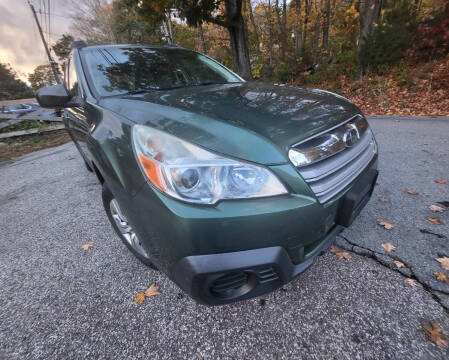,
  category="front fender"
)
[87,107,145,198]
